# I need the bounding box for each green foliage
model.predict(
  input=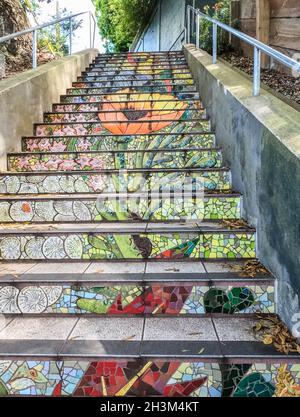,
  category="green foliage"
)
[21,1,82,56]
[93,0,155,52]
[38,13,82,56]
[198,0,231,55]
